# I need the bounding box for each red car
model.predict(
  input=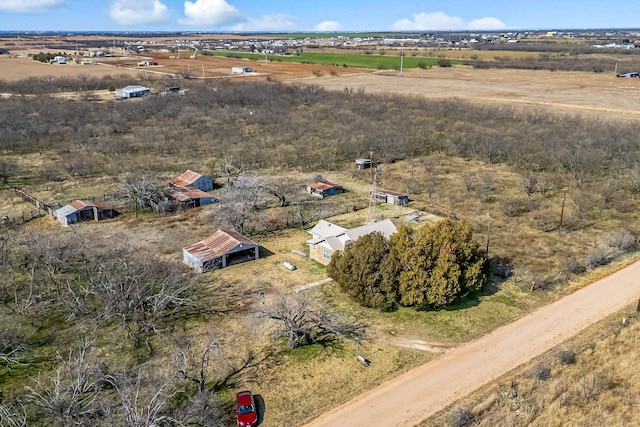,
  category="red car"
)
[235,391,258,427]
